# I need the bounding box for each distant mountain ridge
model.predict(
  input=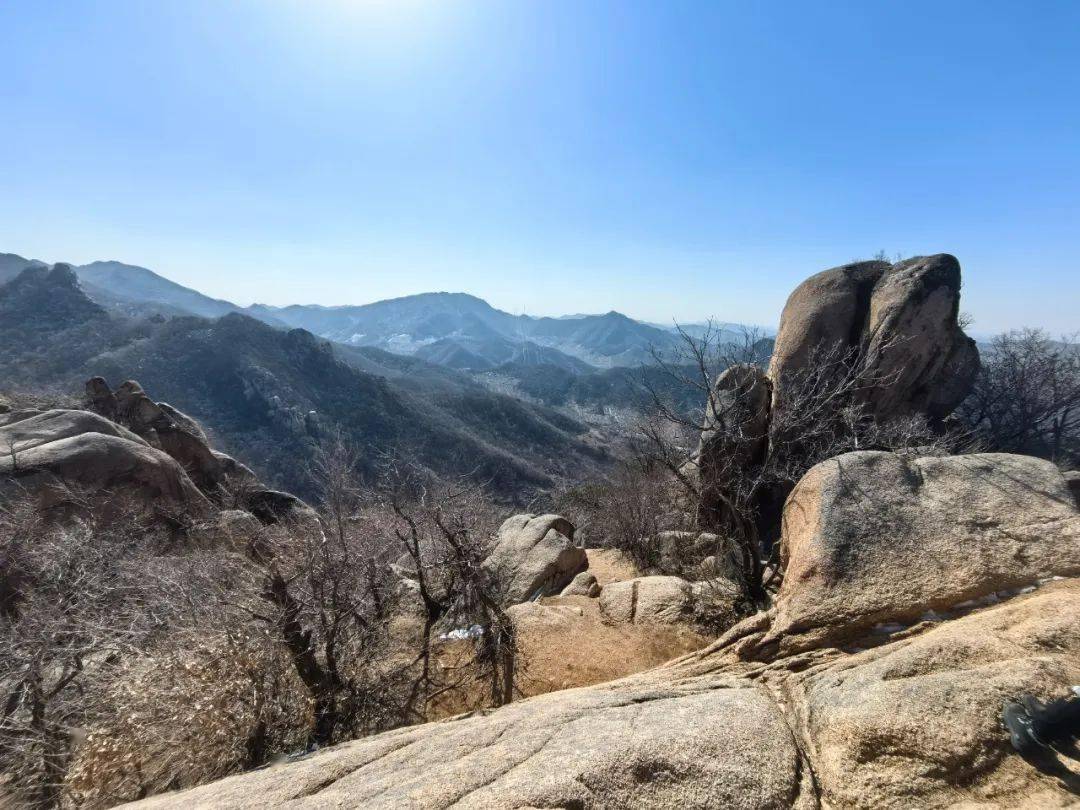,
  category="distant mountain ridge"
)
[244,292,683,368]
[0,264,609,499]
[0,252,704,370]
